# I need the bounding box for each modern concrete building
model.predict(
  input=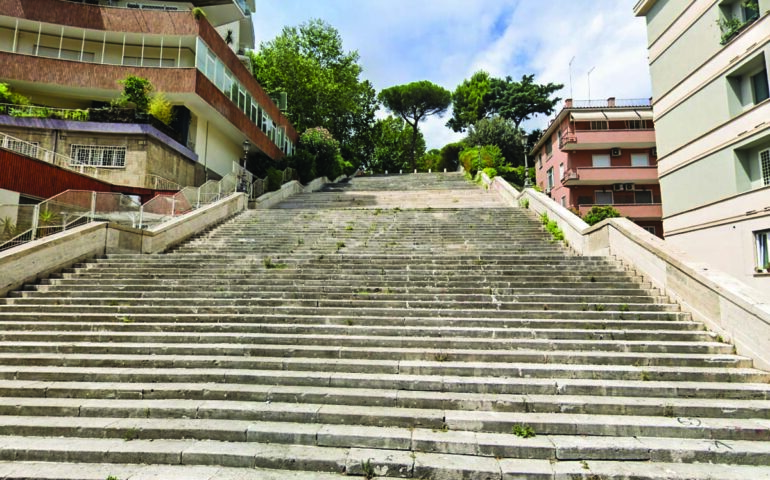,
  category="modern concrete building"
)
[0,0,296,194]
[634,0,769,289]
[531,97,662,236]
